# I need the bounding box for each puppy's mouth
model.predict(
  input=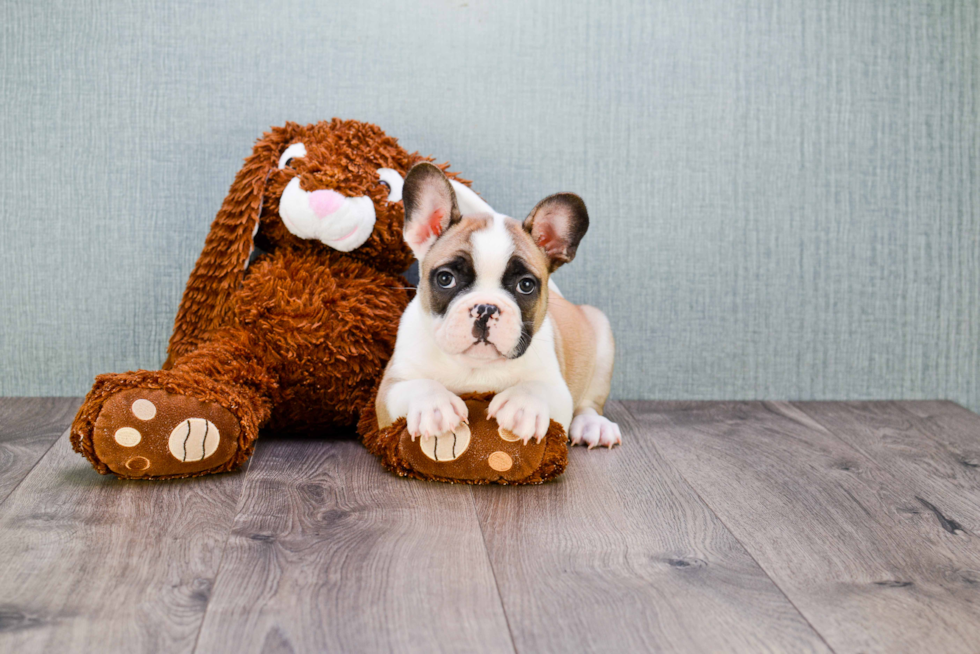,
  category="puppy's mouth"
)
[431,294,525,363]
[461,341,506,363]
